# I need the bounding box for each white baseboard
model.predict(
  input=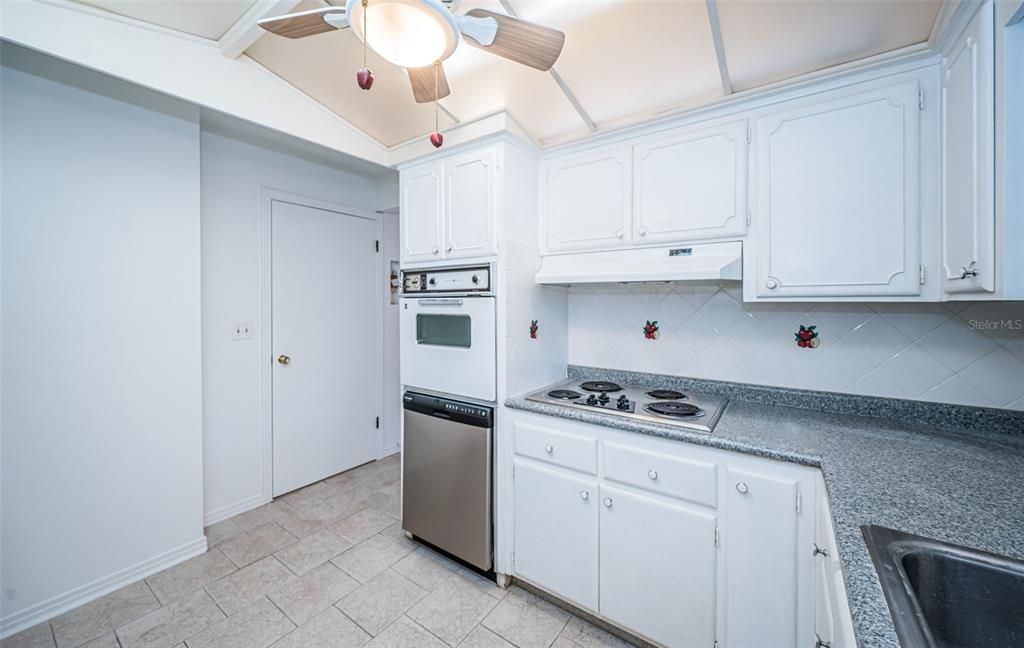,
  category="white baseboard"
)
[203,493,269,526]
[381,444,400,457]
[0,535,208,640]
